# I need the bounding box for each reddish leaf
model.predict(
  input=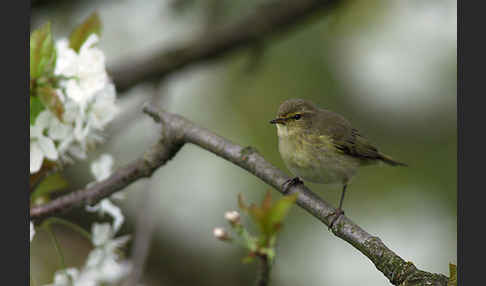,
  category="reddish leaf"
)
[69,12,101,53]
[37,86,64,120]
